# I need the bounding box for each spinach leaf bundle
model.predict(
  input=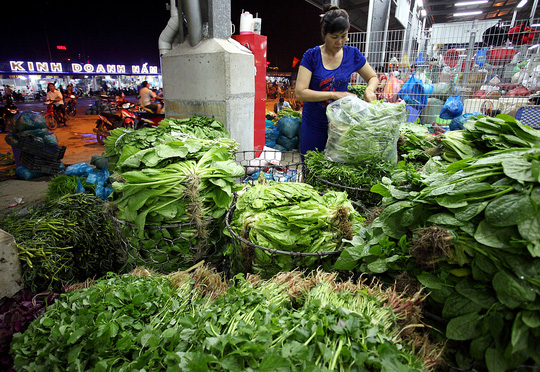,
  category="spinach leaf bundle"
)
[159,115,229,140]
[442,114,540,162]
[338,147,540,371]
